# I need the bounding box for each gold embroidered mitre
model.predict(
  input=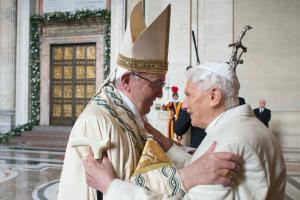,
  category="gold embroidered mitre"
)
[117,2,171,74]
